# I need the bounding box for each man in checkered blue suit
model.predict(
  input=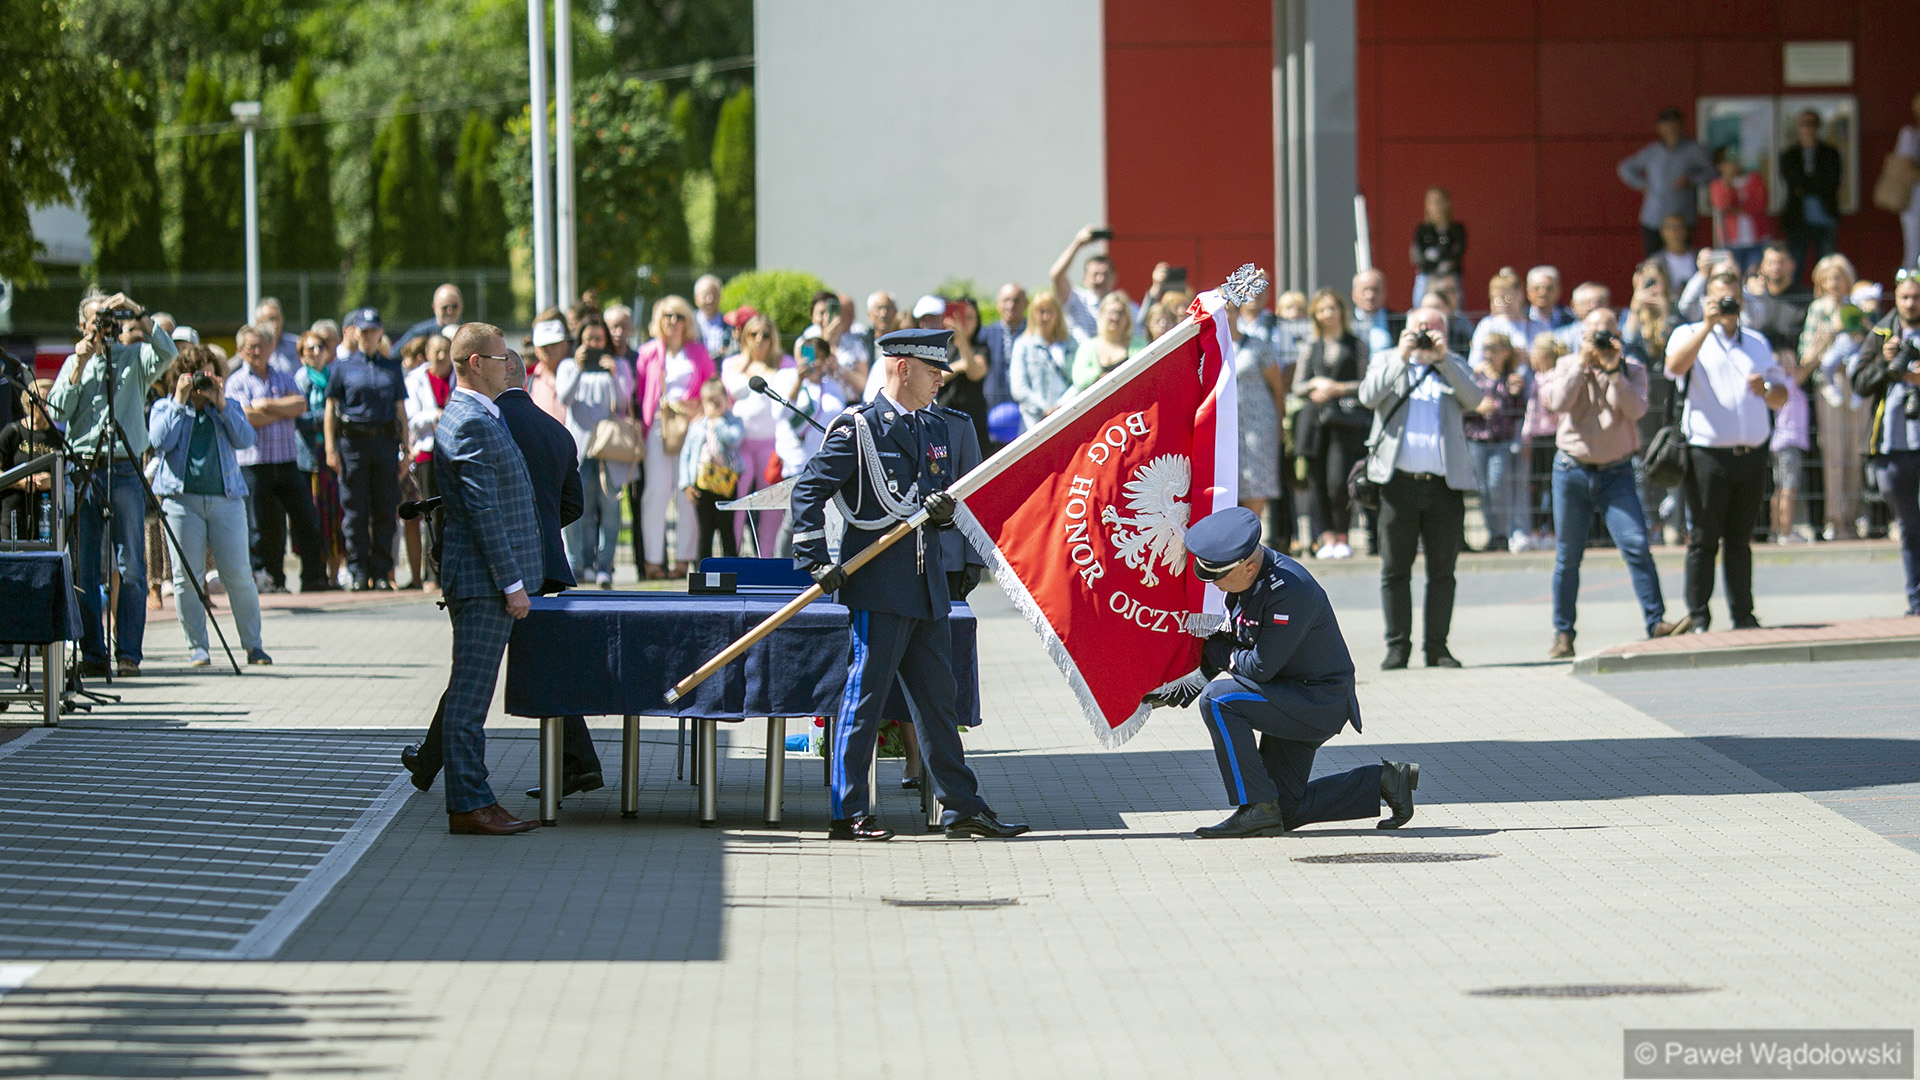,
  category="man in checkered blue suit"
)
[433,323,546,836]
